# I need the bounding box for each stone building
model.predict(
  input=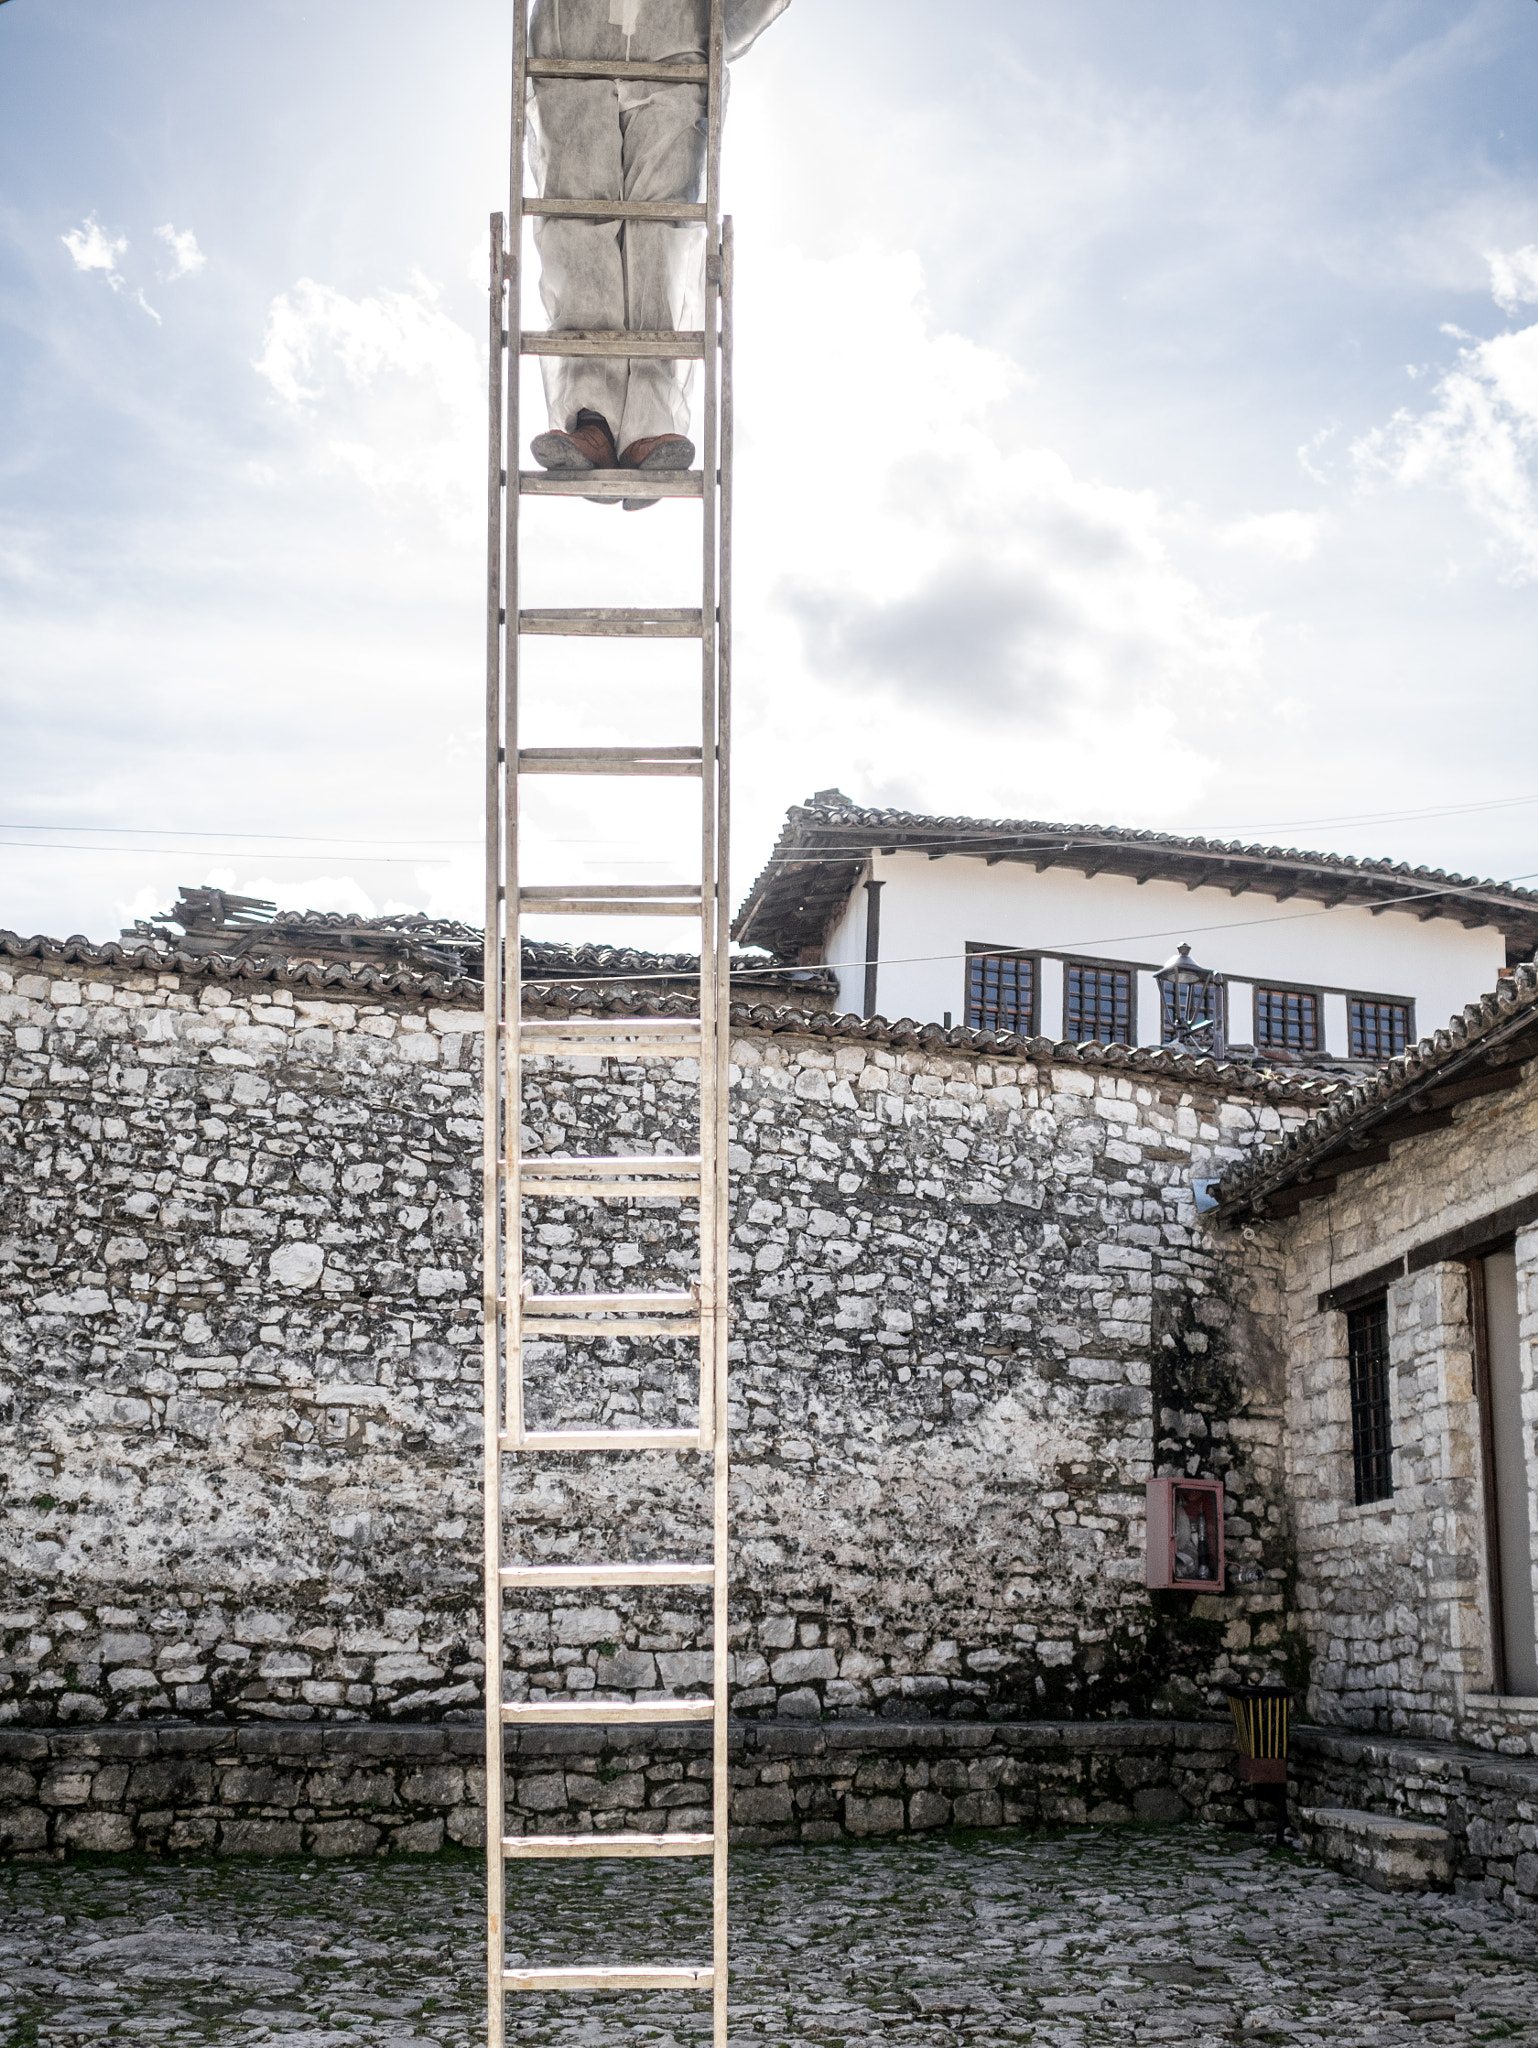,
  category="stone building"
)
[1217,960,1538,1749]
[2,896,1536,1904]
[734,793,1538,1058]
